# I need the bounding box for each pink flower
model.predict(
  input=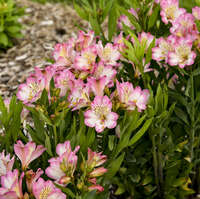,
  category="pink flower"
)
[116,80,134,107]
[168,38,196,68]
[0,169,24,199]
[53,43,75,67]
[17,77,45,104]
[129,87,150,112]
[68,80,90,110]
[74,46,97,71]
[89,167,107,178]
[32,178,66,199]
[46,141,79,185]
[152,36,175,62]
[26,168,44,193]
[84,96,118,133]
[87,77,108,97]
[116,81,150,111]
[54,69,75,97]
[34,66,57,91]
[138,32,154,50]
[117,8,138,30]
[87,148,107,169]
[113,32,126,51]
[192,6,200,20]
[0,151,14,177]
[97,41,120,66]
[88,185,104,192]
[75,30,95,51]
[170,13,198,41]
[93,61,117,87]
[14,141,46,170]
[160,0,186,24]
